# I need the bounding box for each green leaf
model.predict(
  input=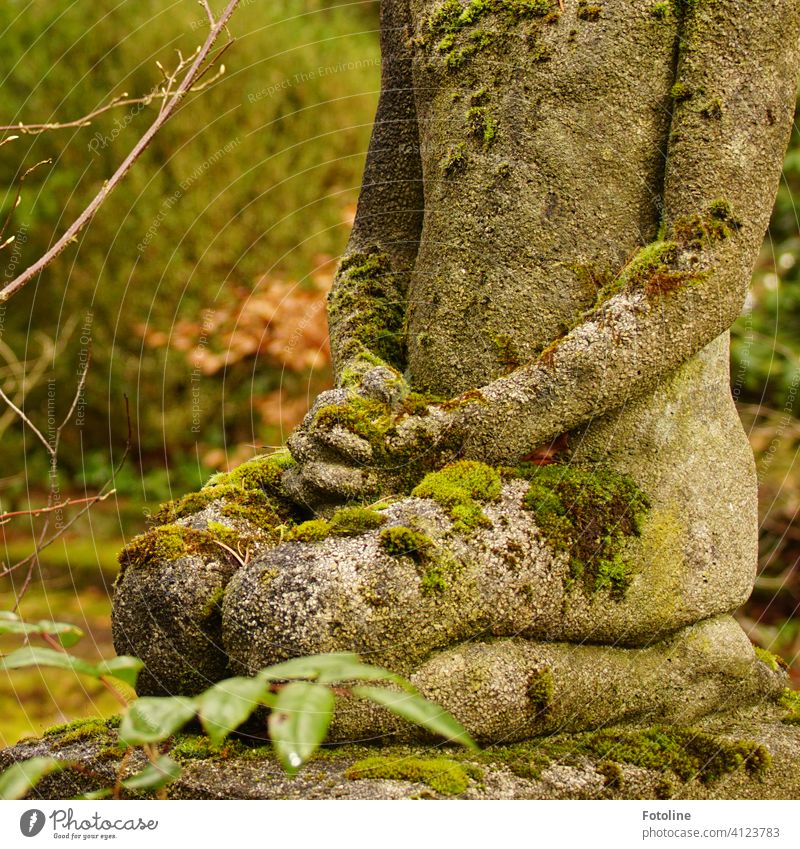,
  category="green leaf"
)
[119,697,197,746]
[96,656,143,689]
[0,611,85,646]
[122,755,181,791]
[0,757,65,800]
[352,686,478,750]
[74,788,113,800]
[198,677,268,747]
[259,652,413,689]
[0,646,99,677]
[268,682,334,775]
